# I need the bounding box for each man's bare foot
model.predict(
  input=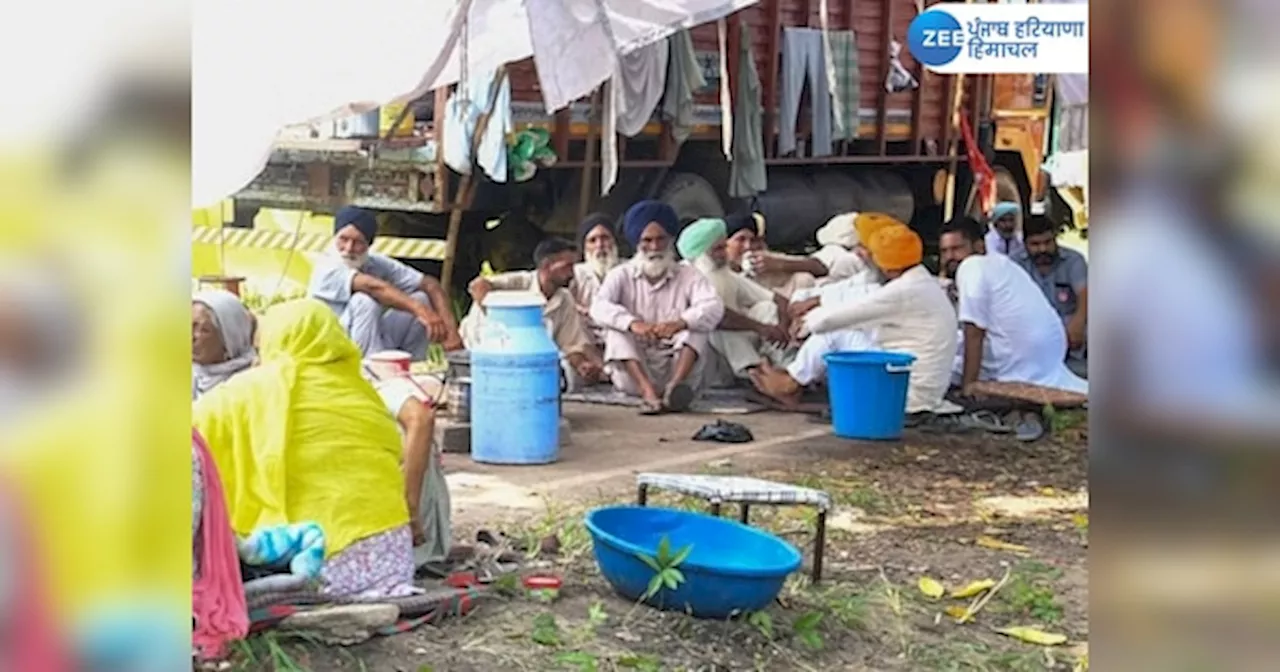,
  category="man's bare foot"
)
[748,365,802,408]
[639,390,664,415]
